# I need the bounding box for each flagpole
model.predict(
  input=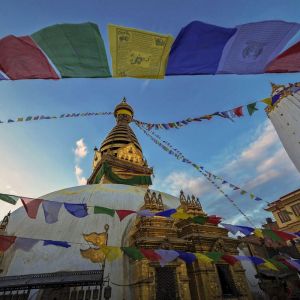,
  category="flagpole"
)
[99,224,109,300]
